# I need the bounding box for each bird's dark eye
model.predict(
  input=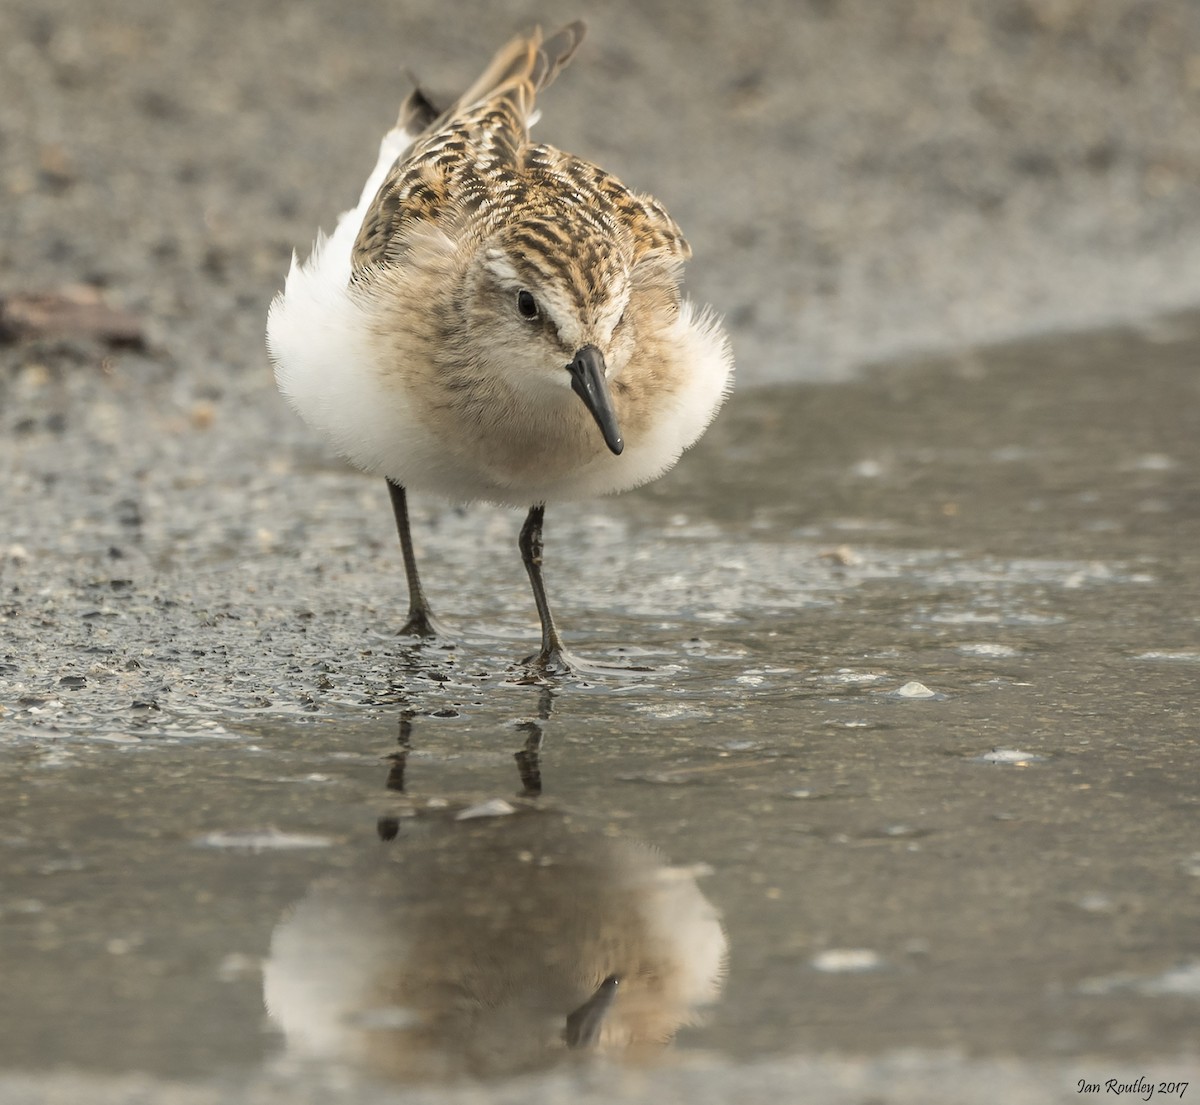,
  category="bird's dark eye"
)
[516,290,540,320]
